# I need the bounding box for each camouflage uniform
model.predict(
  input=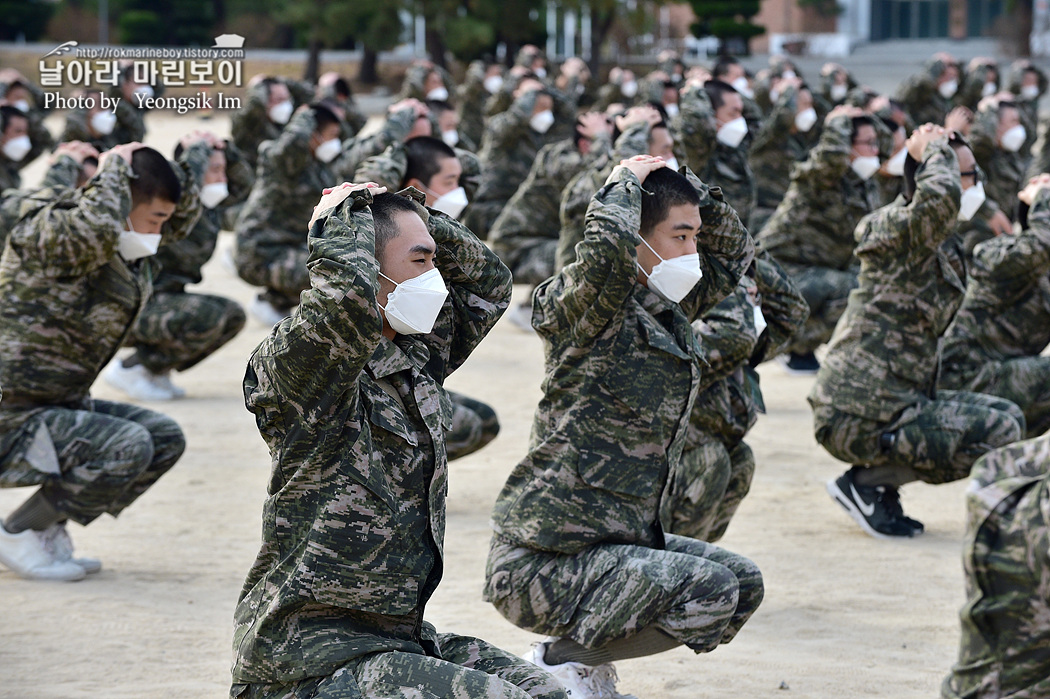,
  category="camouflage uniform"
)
[809,139,1024,485]
[0,153,84,250]
[125,143,253,376]
[939,188,1050,439]
[757,113,883,356]
[351,141,482,203]
[489,138,586,284]
[674,84,757,228]
[336,105,419,183]
[231,79,313,172]
[0,86,54,192]
[0,149,202,523]
[485,167,763,657]
[1007,61,1045,158]
[956,59,999,112]
[60,95,144,152]
[748,85,821,233]
[970,107,1026,220]
[317,82,369,139]
[235,109,339,311]
[894,58,958,127]
[446,392,501,462]
[231,187,562,698]
[662,251,809,542]
[457,62,495,149]
[941,434,1050,699]
[398,63,456,103]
